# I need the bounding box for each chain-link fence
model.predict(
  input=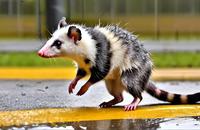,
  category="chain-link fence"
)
[0,0,200,40]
